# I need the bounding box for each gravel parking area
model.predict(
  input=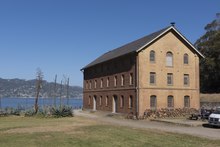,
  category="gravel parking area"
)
[74,110,220,140]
